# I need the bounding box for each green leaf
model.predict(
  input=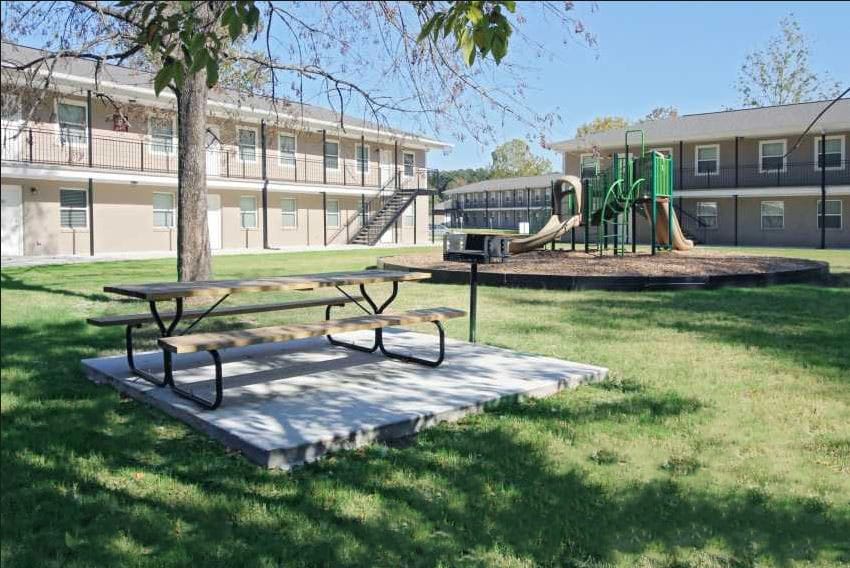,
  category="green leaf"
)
[417,15,439,42]
[153,64,174,96]
[205,58,219,88]
[228,14,243,40]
